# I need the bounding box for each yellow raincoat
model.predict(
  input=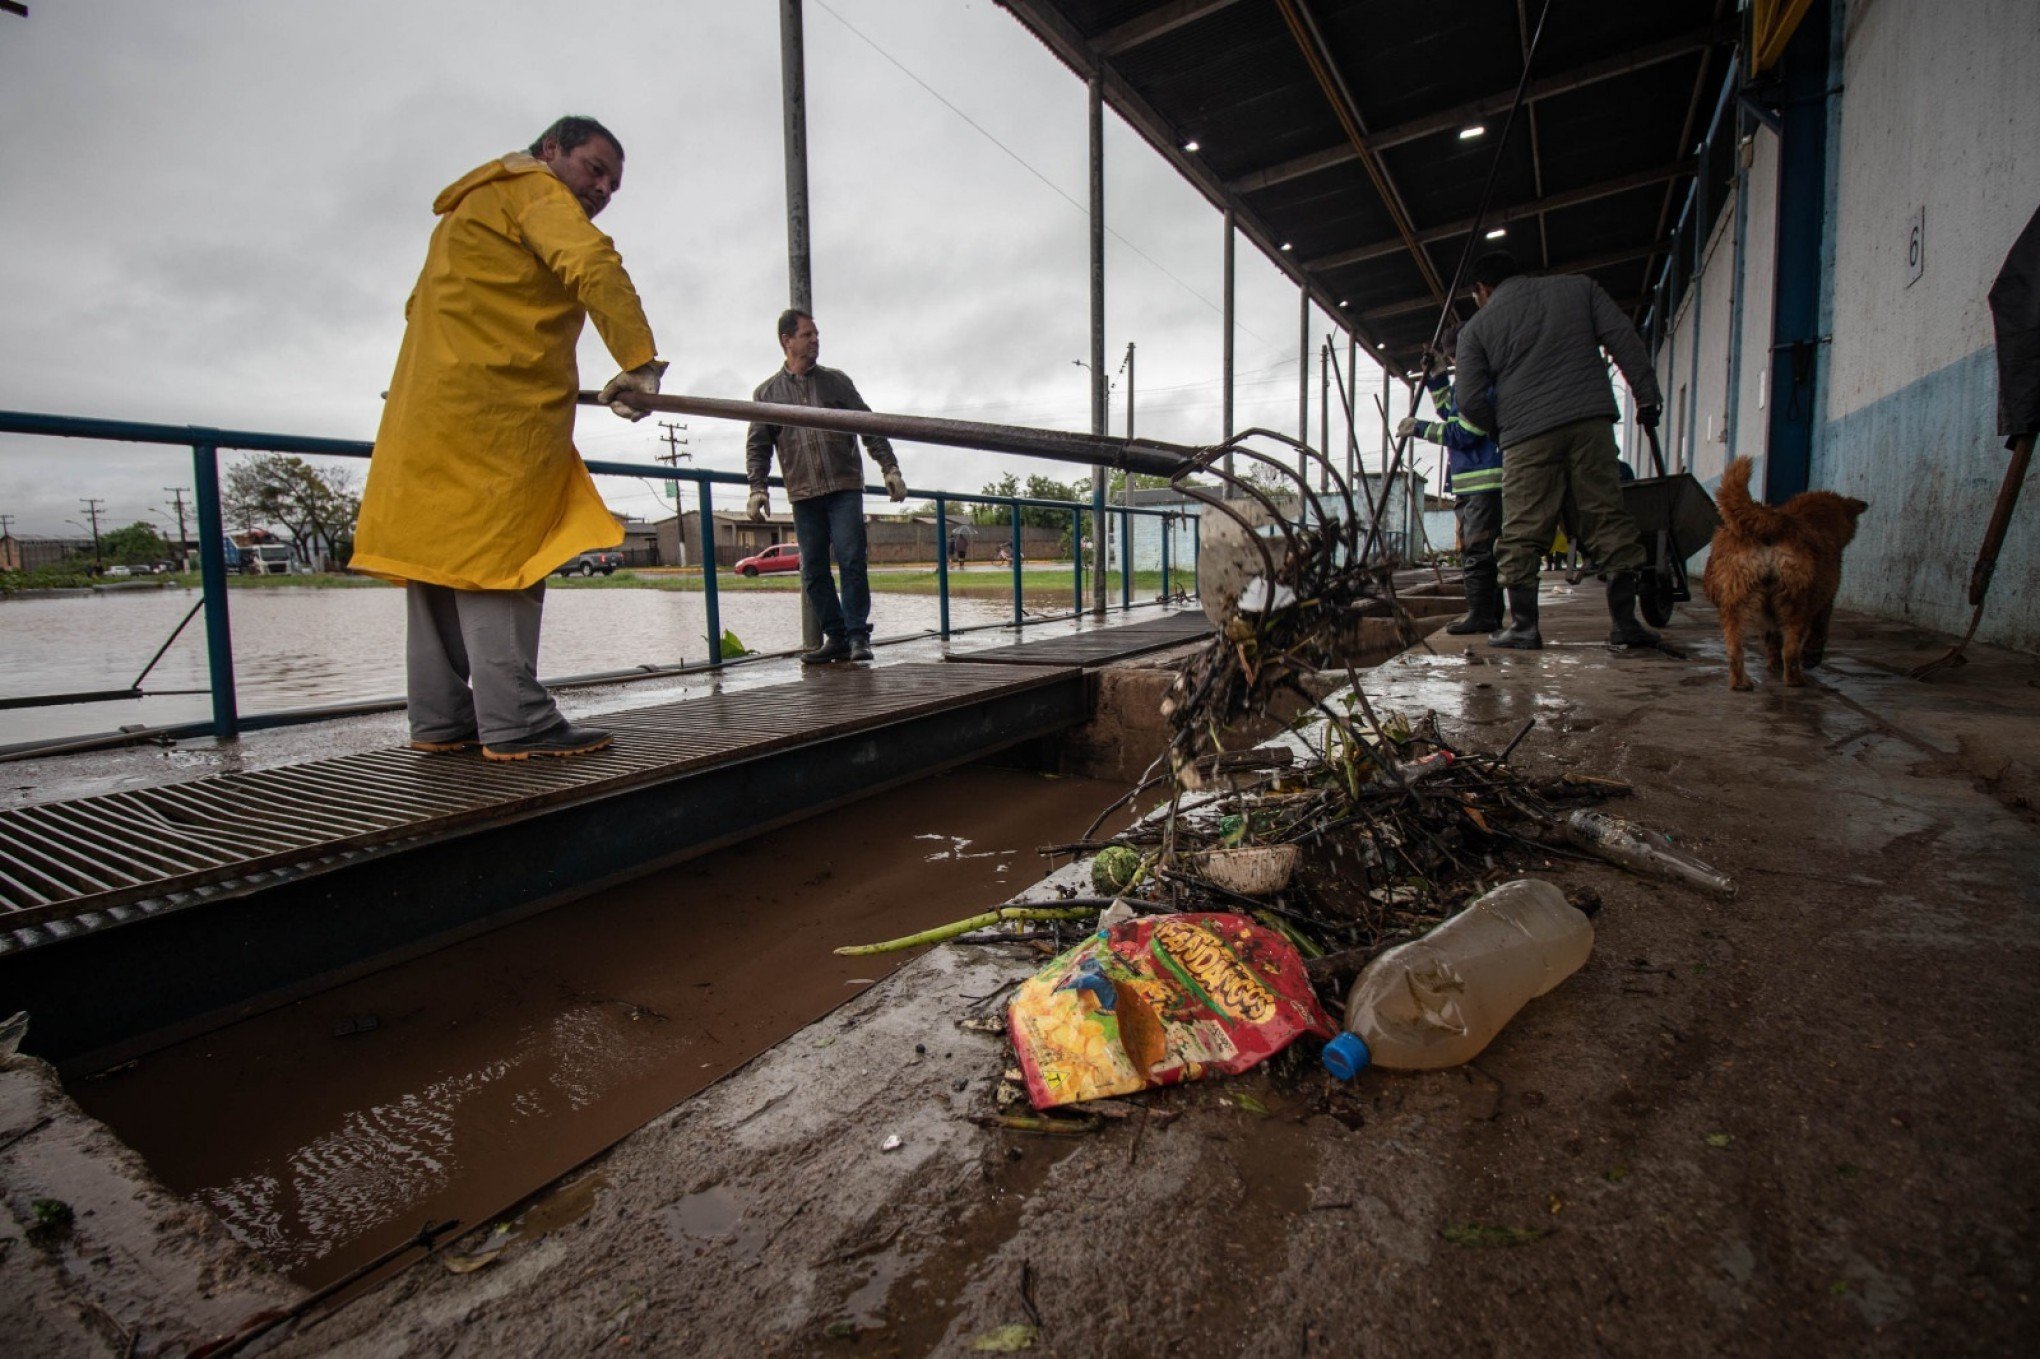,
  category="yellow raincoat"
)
[351,153,657,590]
